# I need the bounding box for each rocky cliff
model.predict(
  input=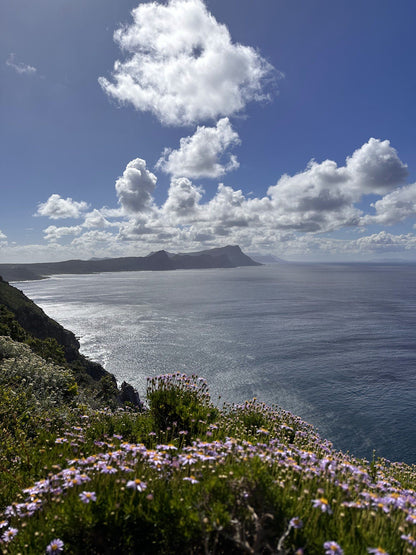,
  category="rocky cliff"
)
[0,276,140,405]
